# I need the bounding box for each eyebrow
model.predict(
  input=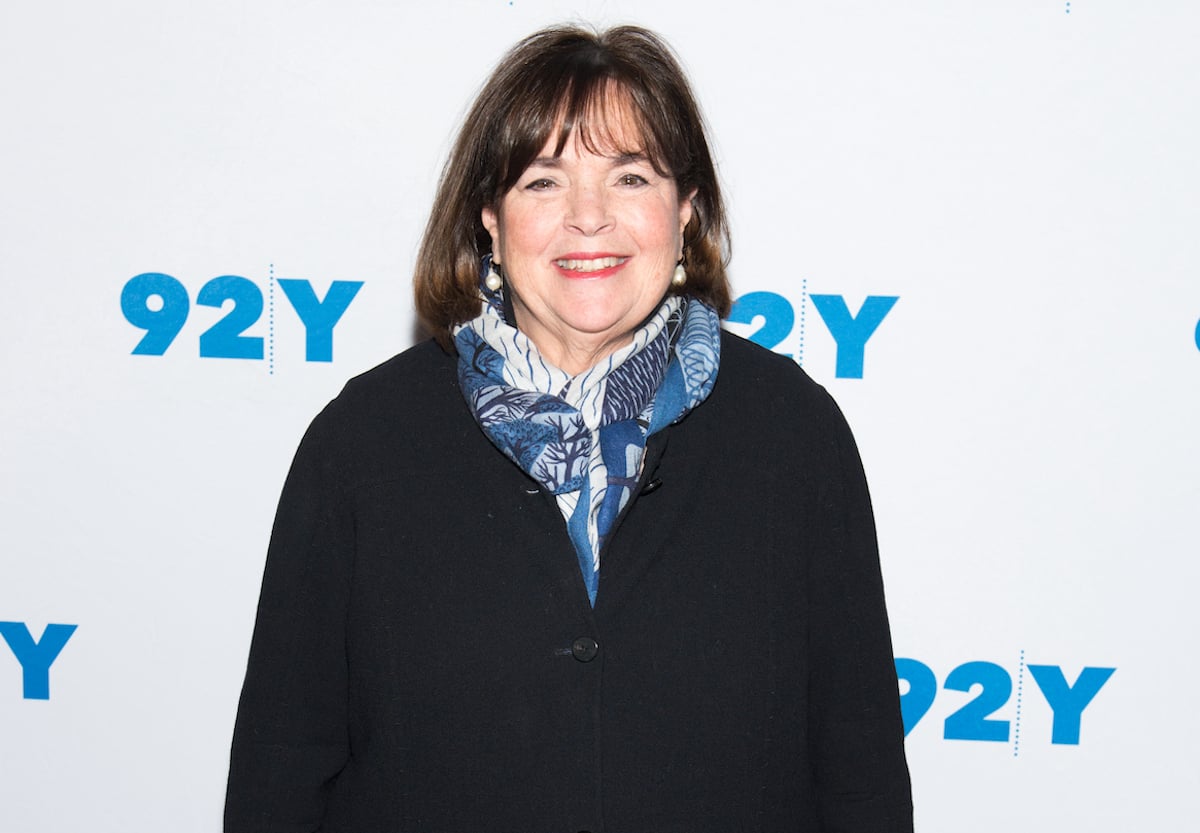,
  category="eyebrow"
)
[527,152,651,169]
[611,152,650,166]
